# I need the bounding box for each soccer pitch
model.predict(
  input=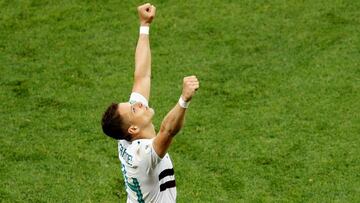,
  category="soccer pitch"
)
[1,0,359,202]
